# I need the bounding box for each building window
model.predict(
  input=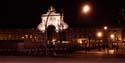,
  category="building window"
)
[25,35,28,38]
[30,35,33,39]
